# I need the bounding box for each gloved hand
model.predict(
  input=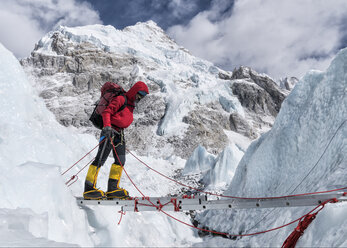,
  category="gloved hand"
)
[102,126,114,140]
